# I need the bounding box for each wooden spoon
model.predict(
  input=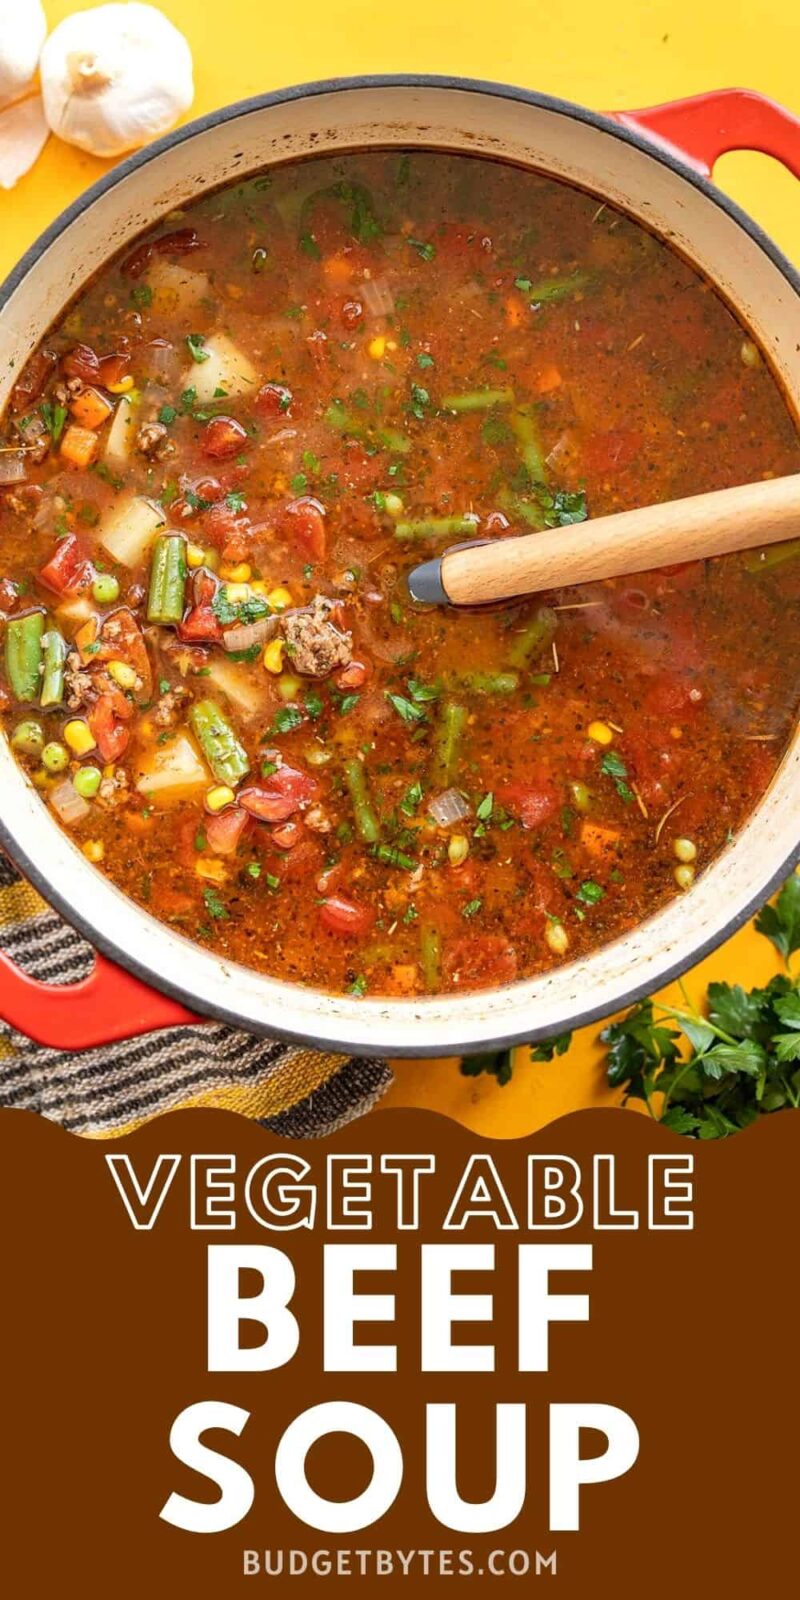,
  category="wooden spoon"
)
[406,473,800,606]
